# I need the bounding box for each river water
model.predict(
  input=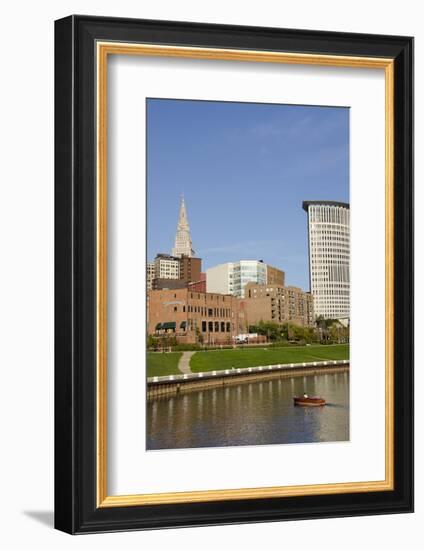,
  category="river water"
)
[146,371,349,450]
